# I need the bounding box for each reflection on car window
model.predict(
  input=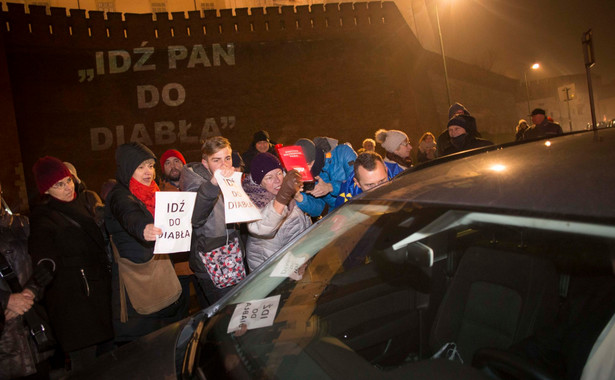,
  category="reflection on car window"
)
[188,202,615,379]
